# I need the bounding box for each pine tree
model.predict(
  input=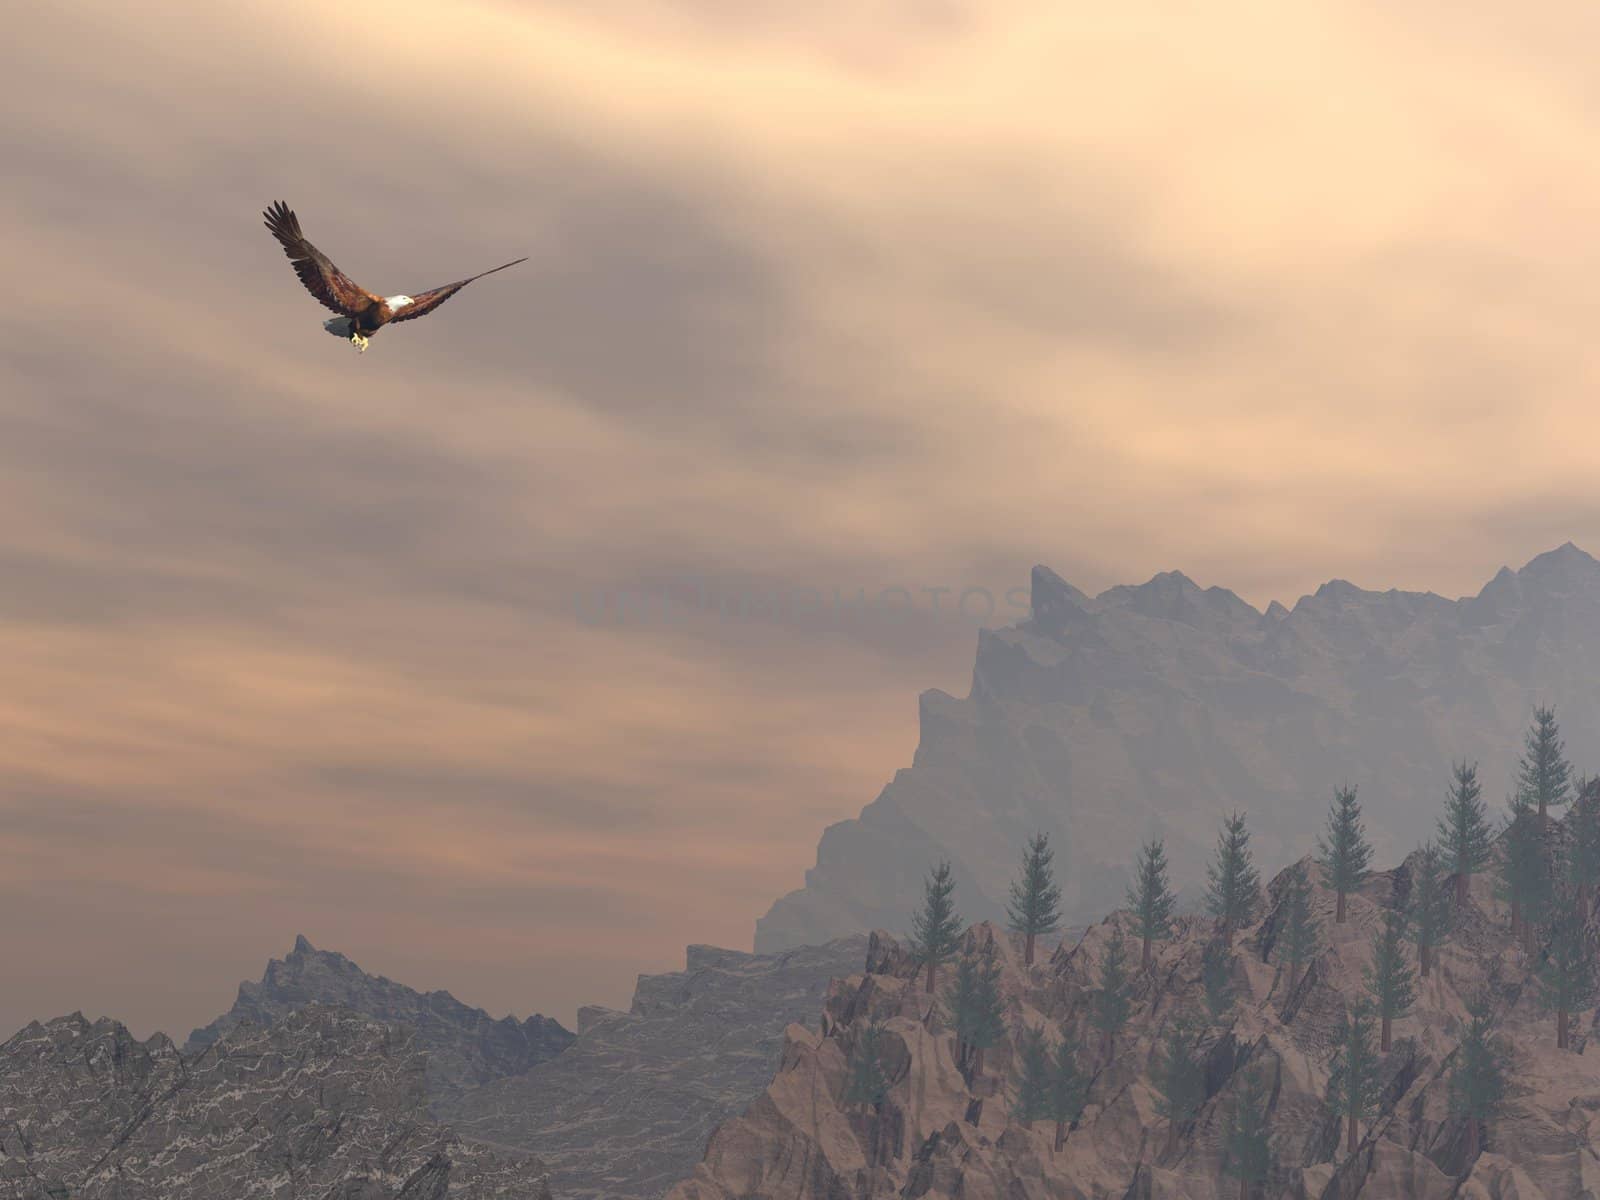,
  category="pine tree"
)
[1326,1001,1380,1157]
[943,953,981,1080]
[1565,779,1600,920]
[909,860,963,994]
[946,949,1007,1080]
[1407,842,1453,979]
[1364,907,1416,1052]
[967,950,1008,1079]
[844,1020,891,1110]
[1518,704,1572,833]
[1010,1025,1051,1126]
[1203,938,1237,1024]
[1447,995,1508,1165]
[1007,833,1062,968]
[1150,1010,1206,1158]
[1437,762,1493,908]
[1045,1033,1088,1152]
[1091,927,1133,1060]
[1498,792,1553,956]
[1221,1065,1274,1200]
[1317,785,1373,924]
[1206,811,1262,944]
[1537,908,1596,1051]
[1276,862,1321,996]
[1126,837,1176,970]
